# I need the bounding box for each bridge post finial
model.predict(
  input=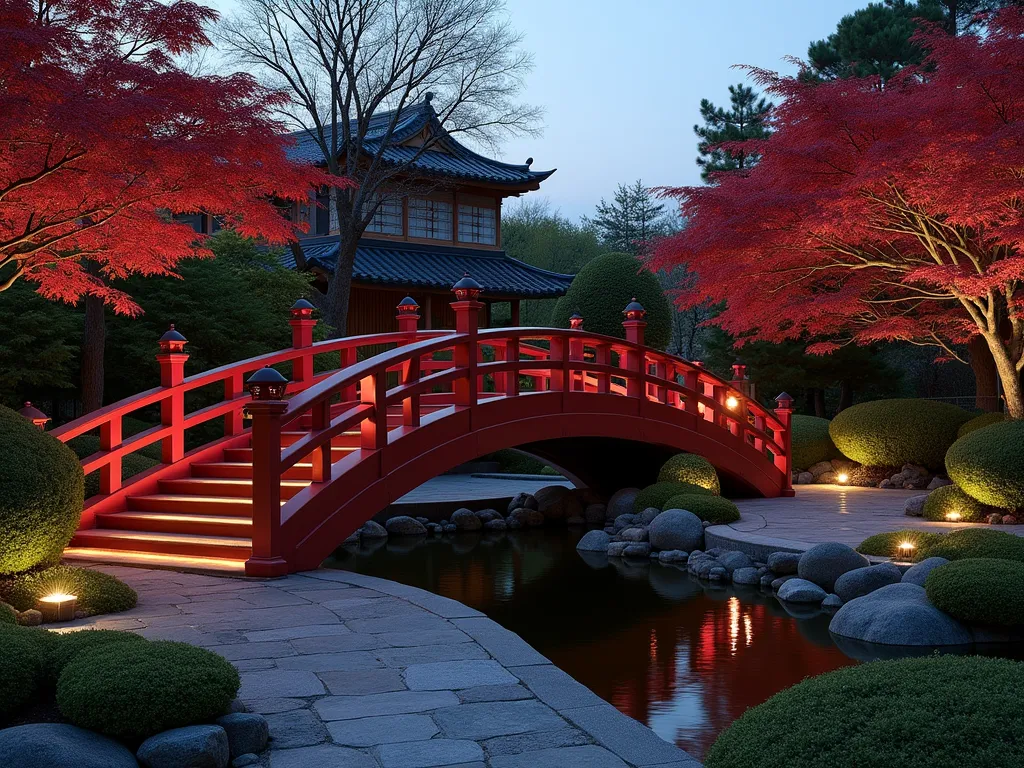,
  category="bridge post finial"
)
[156,325,190,464]
[774,392,796,498]
[290,299,317,385]
[622,298,647,346]
[731,360,751,398]
[396,296,420,335]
